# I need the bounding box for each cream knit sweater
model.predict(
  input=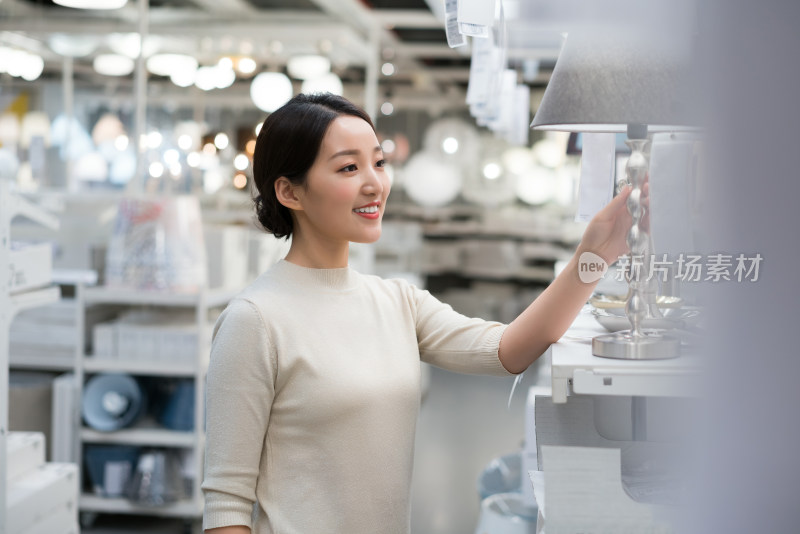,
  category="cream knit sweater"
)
[202,259,514,533]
